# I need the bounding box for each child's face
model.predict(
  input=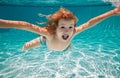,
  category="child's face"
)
[56,19,75,42]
